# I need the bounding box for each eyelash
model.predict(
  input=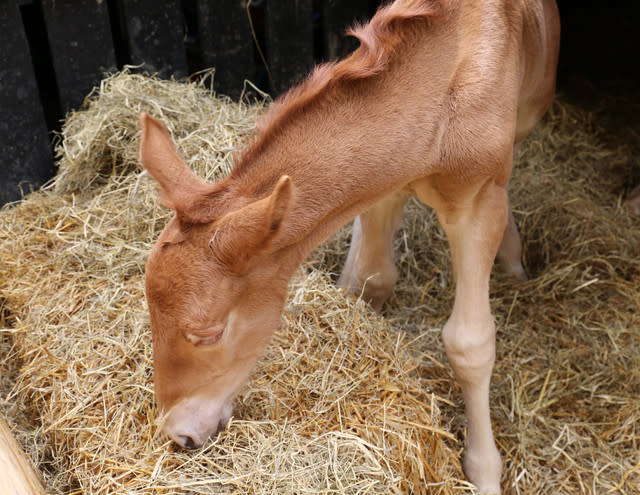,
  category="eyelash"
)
[186,327,225,346]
